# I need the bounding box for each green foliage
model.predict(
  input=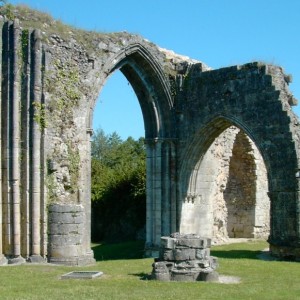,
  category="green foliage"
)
[0,1,15,20]
[47,60,81,125]
[91,129,146,242]
[67,142,80,194]
[32,101,47,129]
